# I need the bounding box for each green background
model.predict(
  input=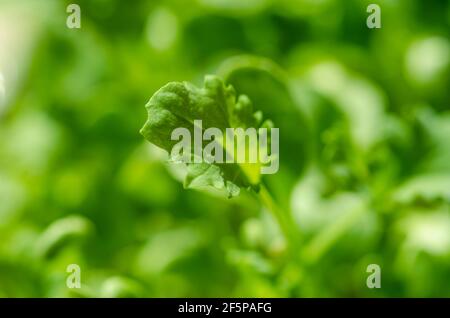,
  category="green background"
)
[0,0,449,297]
